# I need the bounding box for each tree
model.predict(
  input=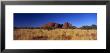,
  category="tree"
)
[58,24,63,28]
